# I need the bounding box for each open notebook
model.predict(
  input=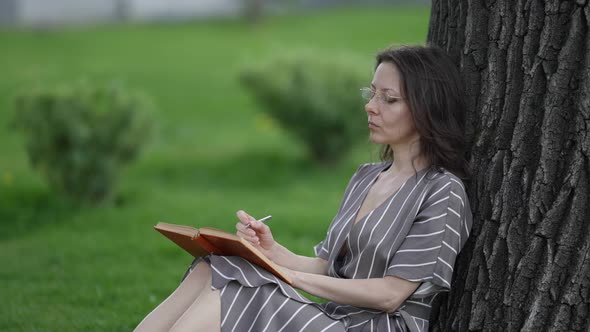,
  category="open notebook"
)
[154,222,292,284]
